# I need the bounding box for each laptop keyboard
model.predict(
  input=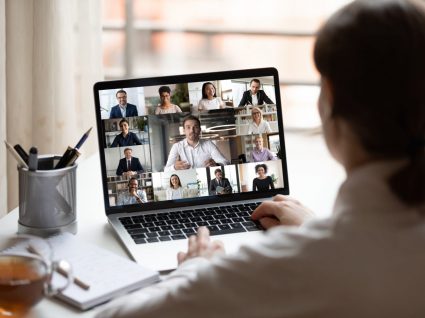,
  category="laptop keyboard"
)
[119,202,263,244]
